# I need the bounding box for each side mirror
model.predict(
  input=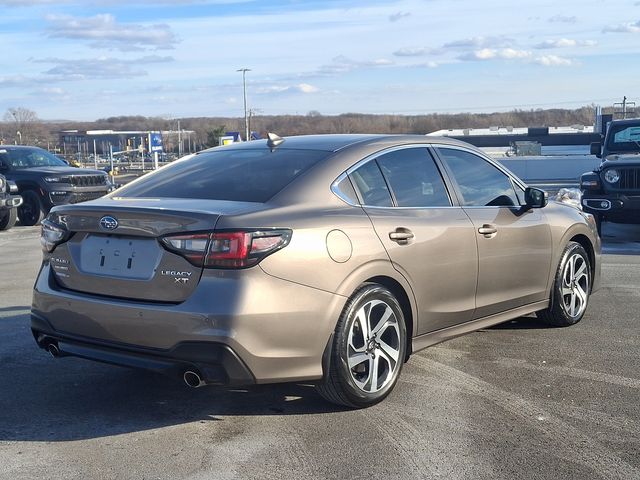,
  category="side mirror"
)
[590,142,602,158]
[524,187,548,209]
